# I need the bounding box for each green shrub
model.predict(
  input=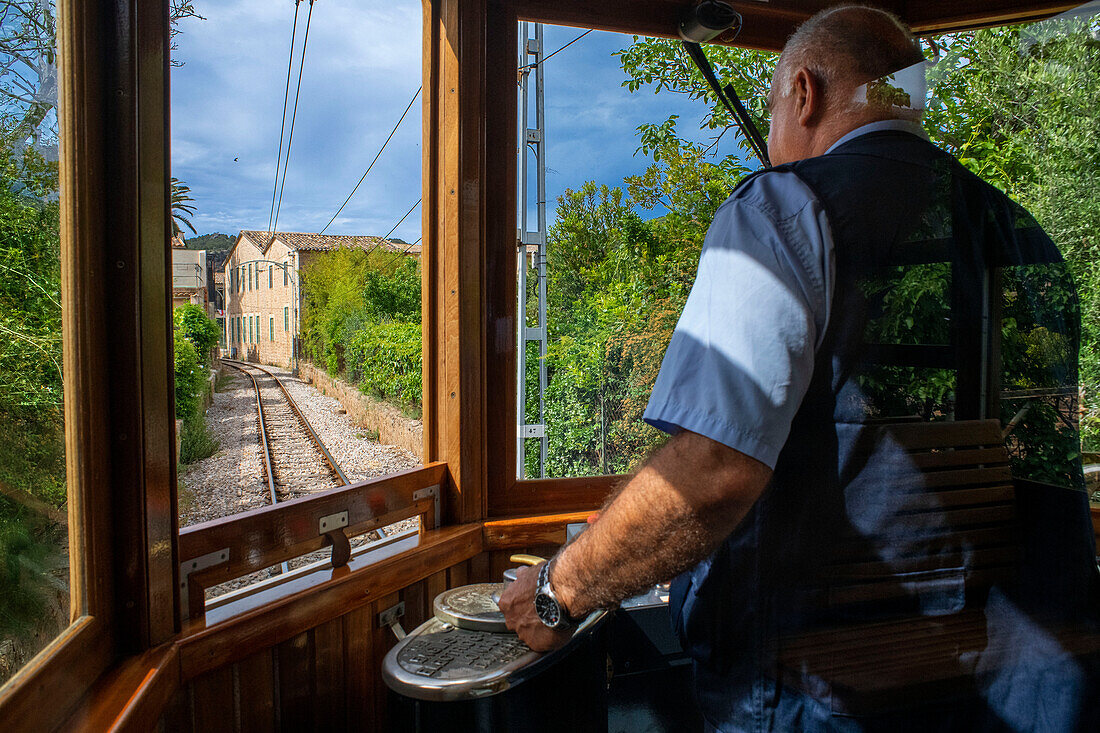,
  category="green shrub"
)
[344,322,422,410]
[174,334,218,464]
[300,248,423,411]
[180,408,217,464]
[173,304,219,365]
[0,510,62,642]
[173,330,203,420]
